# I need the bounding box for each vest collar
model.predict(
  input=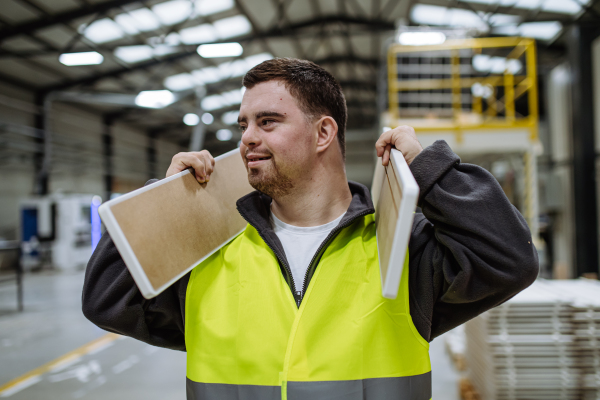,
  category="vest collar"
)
[235,180,375,245]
